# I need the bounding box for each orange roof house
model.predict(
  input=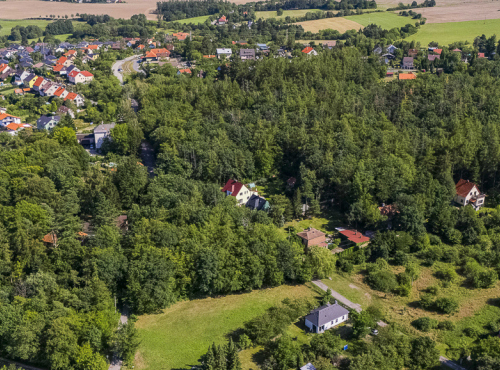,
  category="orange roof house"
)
[64,92,78,101]
[178,68,192,74]
[33,76,44,87]
[53,87,66,97]
[53,64,64,72]
[203,55,216,58]
[399,73,416,80]
[297,228,327,248]
[338,229,370,244]
[434,48,443,55]
[173,32,189,41]
[137,44,145,50]
[454,179,485,210]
